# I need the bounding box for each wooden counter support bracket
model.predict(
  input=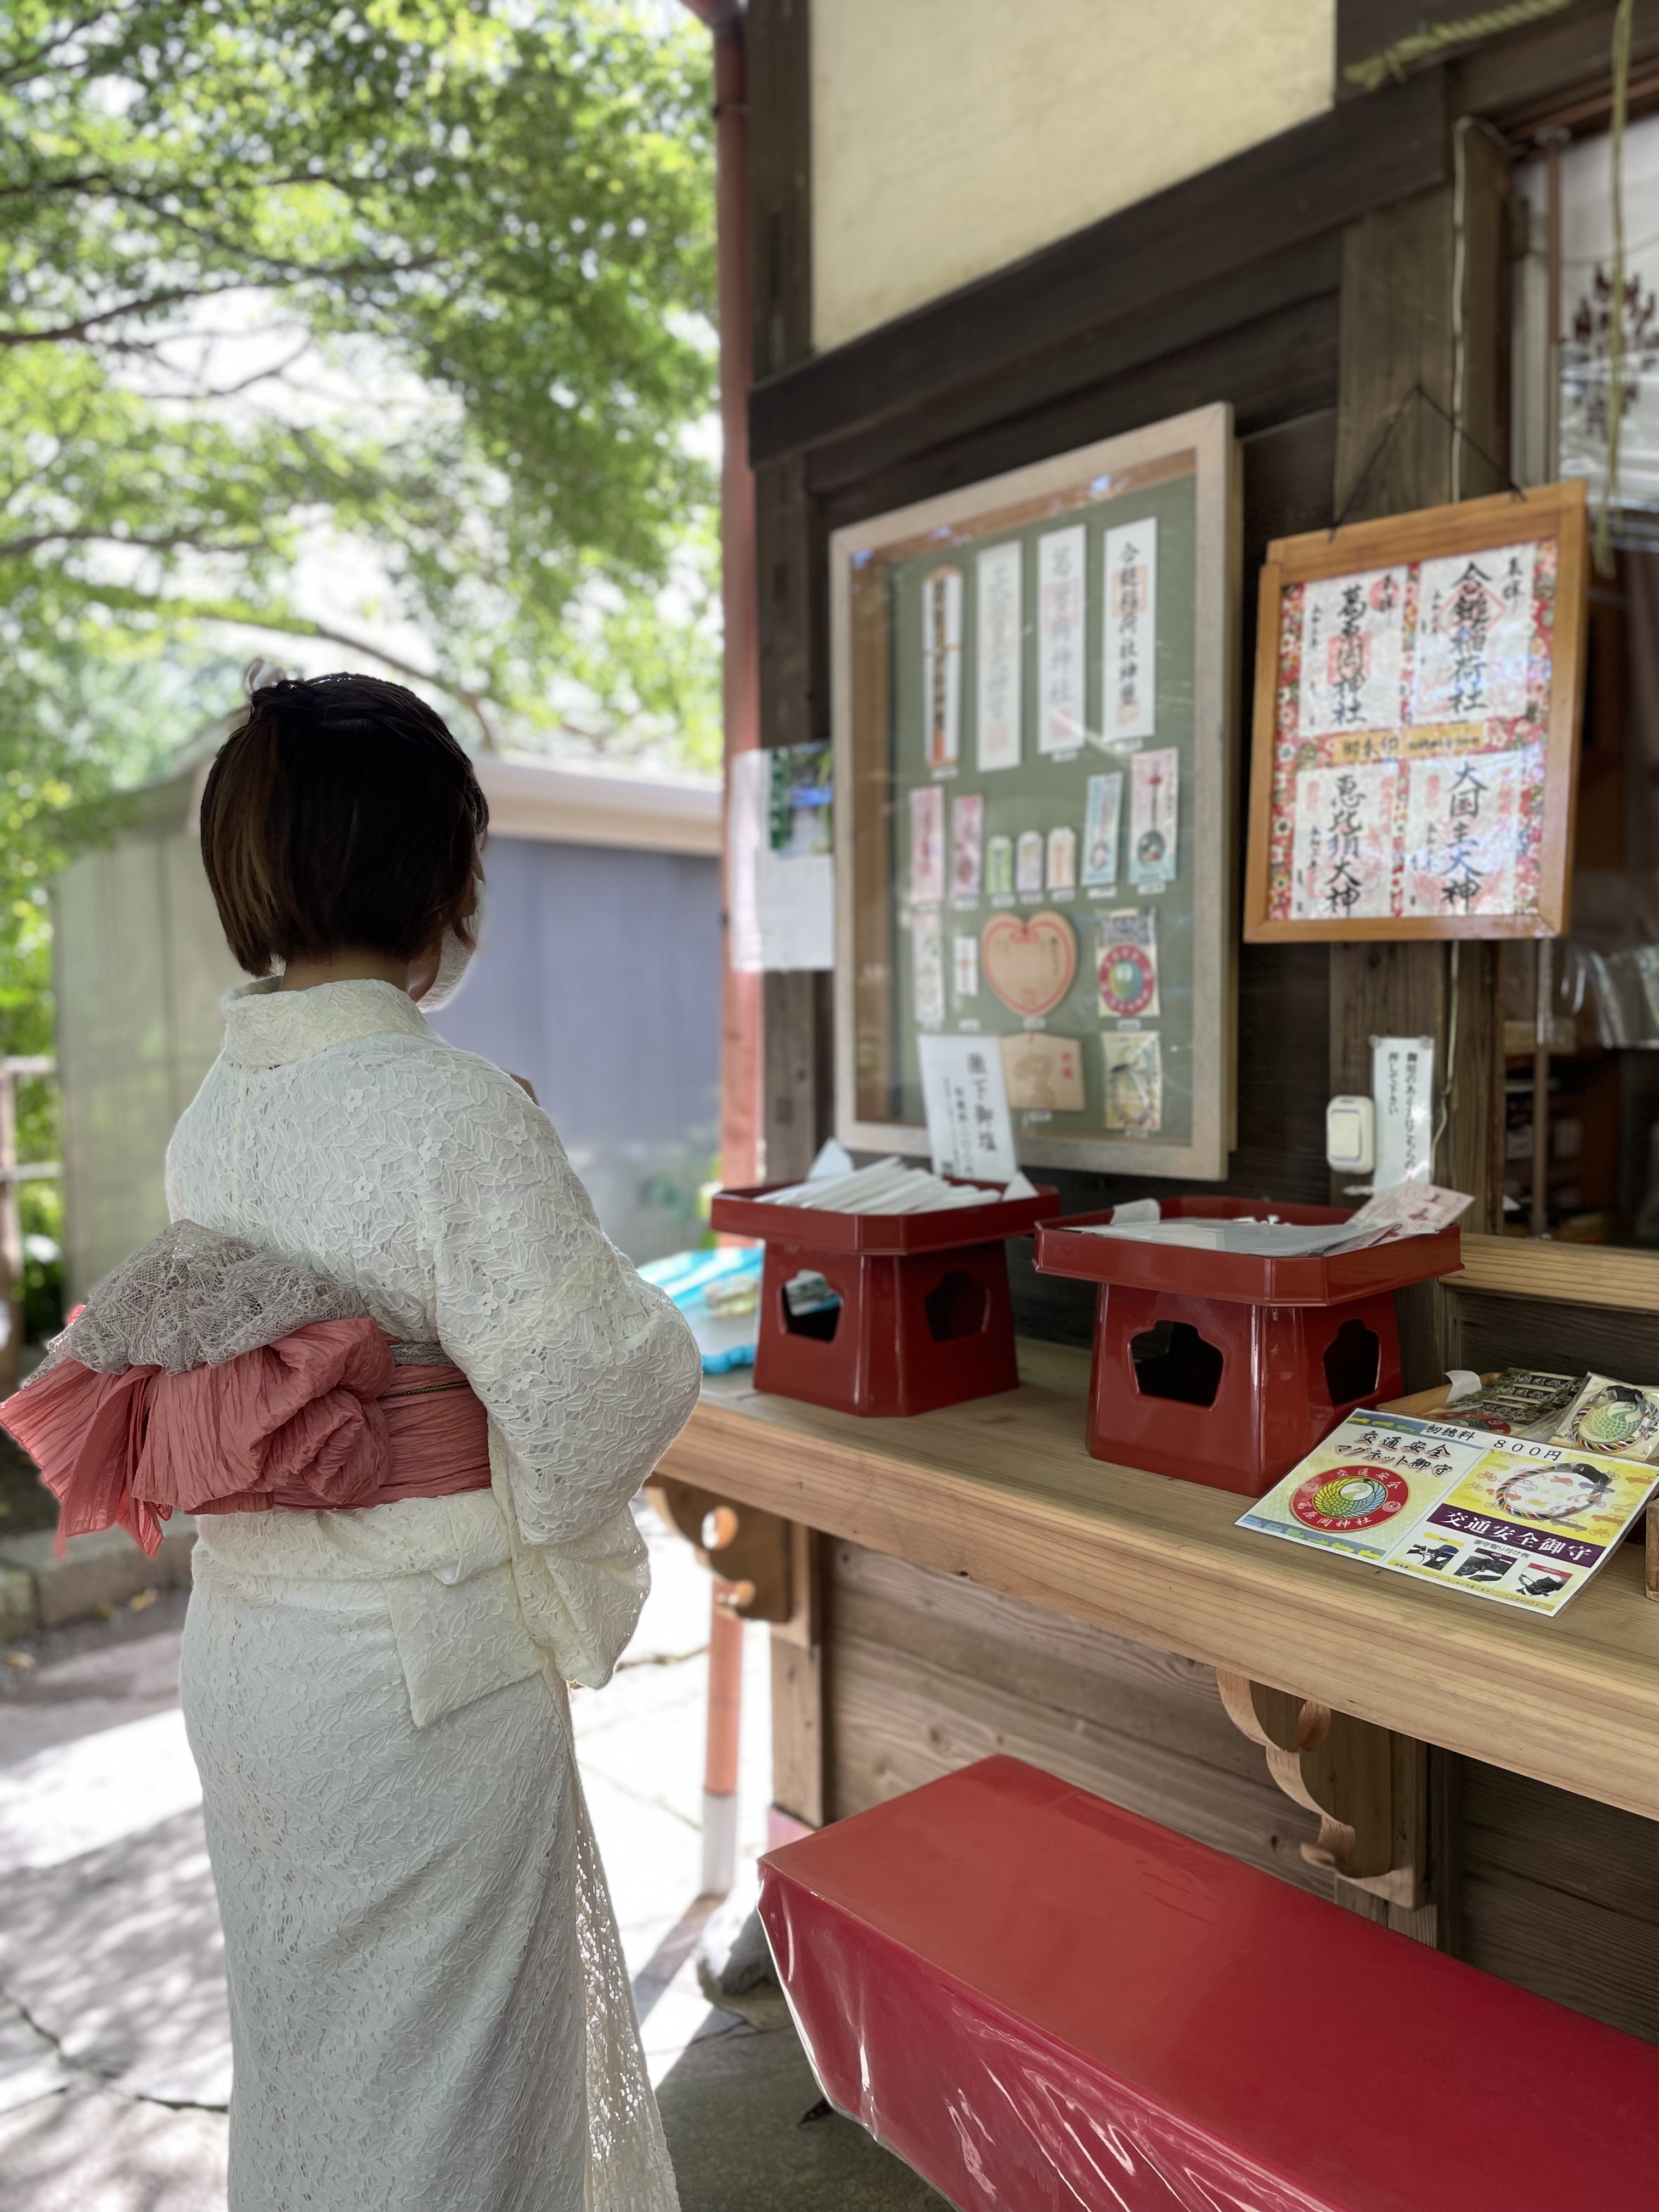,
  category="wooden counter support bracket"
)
[1215,1670,1424,1910]
[646,1475,793,1623]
